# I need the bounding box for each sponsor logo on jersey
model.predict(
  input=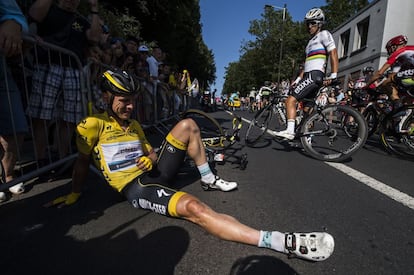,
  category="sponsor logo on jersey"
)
[397,69,414,77]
